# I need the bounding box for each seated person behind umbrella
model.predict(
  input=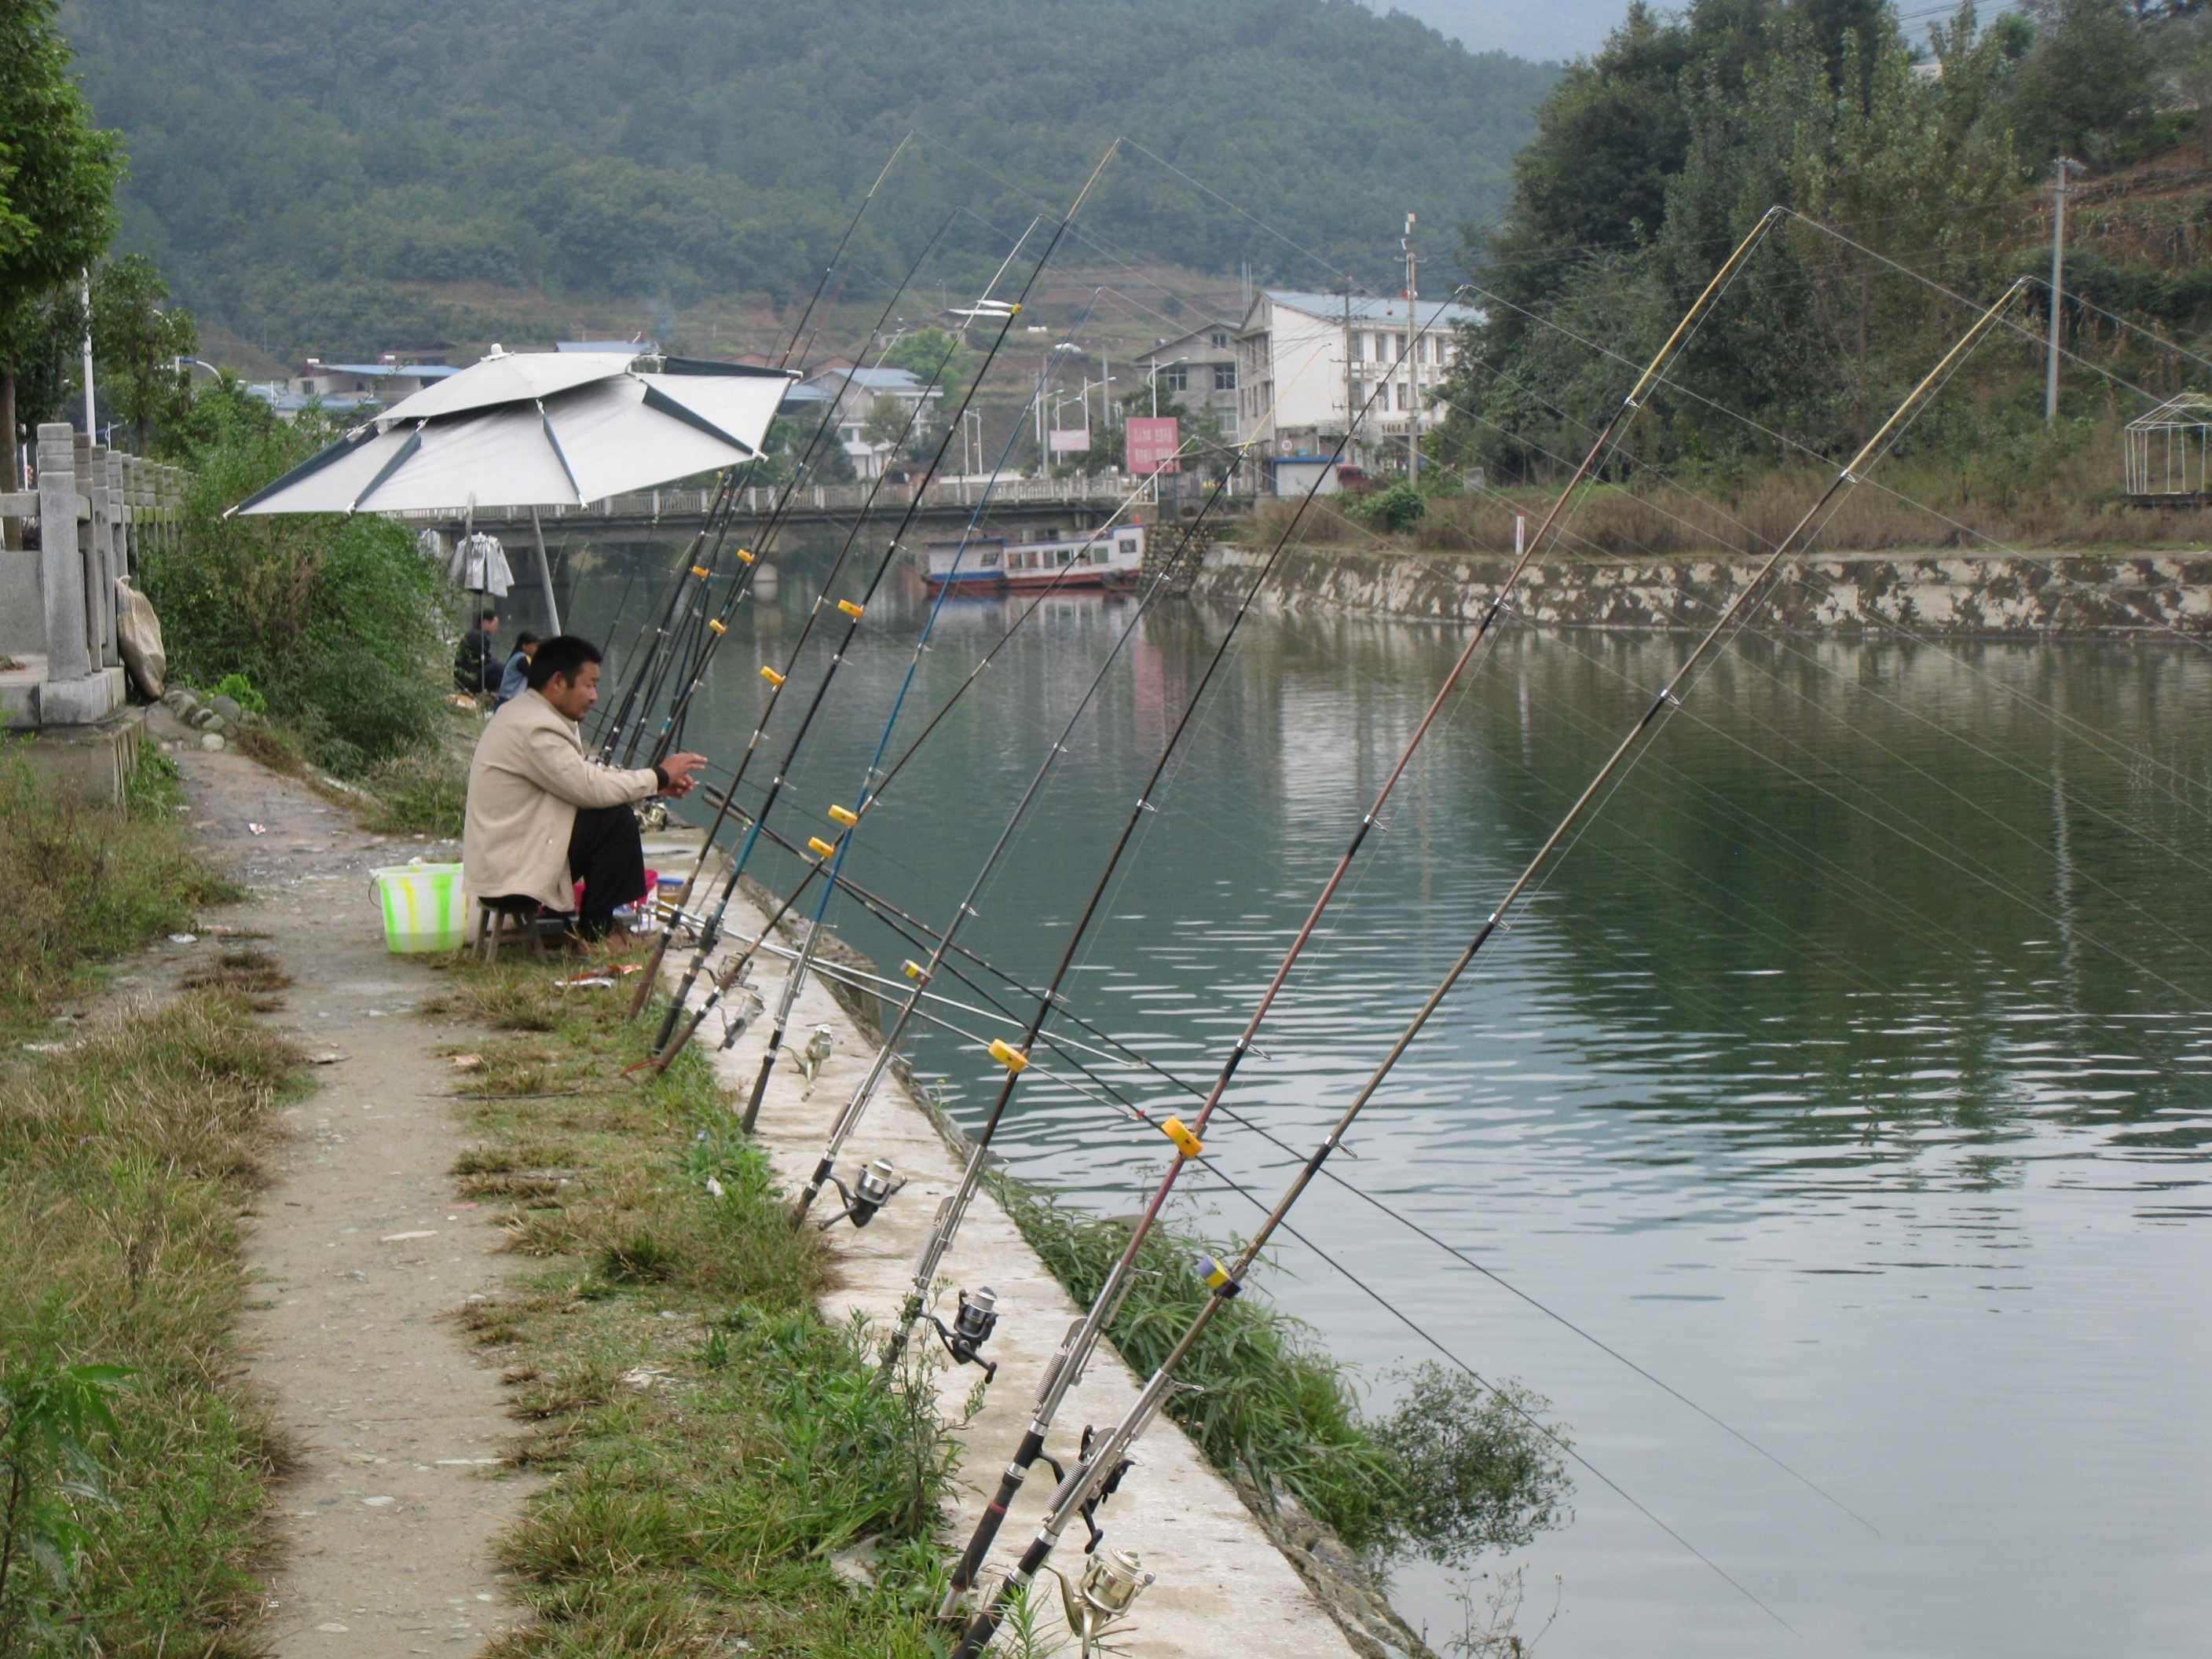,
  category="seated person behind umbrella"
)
[463,635,708,940]
[454,611,502,696]
[494,631,540,707]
